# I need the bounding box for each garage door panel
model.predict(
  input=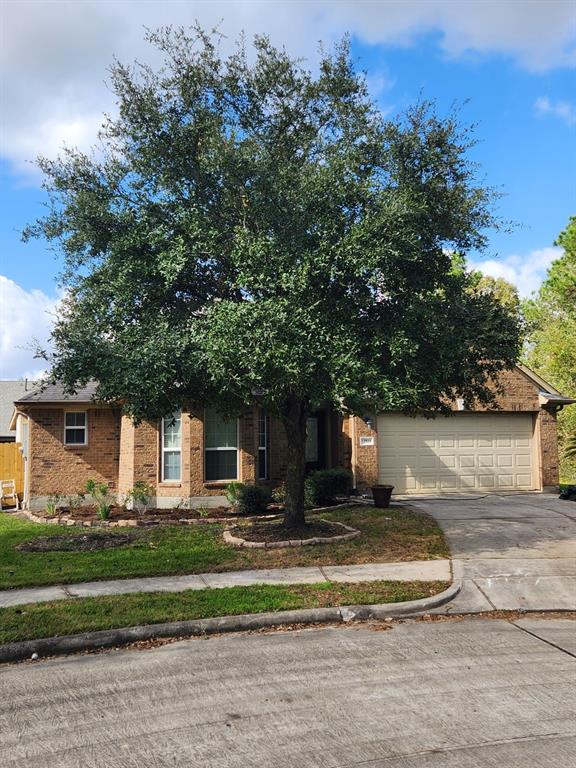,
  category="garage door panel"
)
[377,413,537,493]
